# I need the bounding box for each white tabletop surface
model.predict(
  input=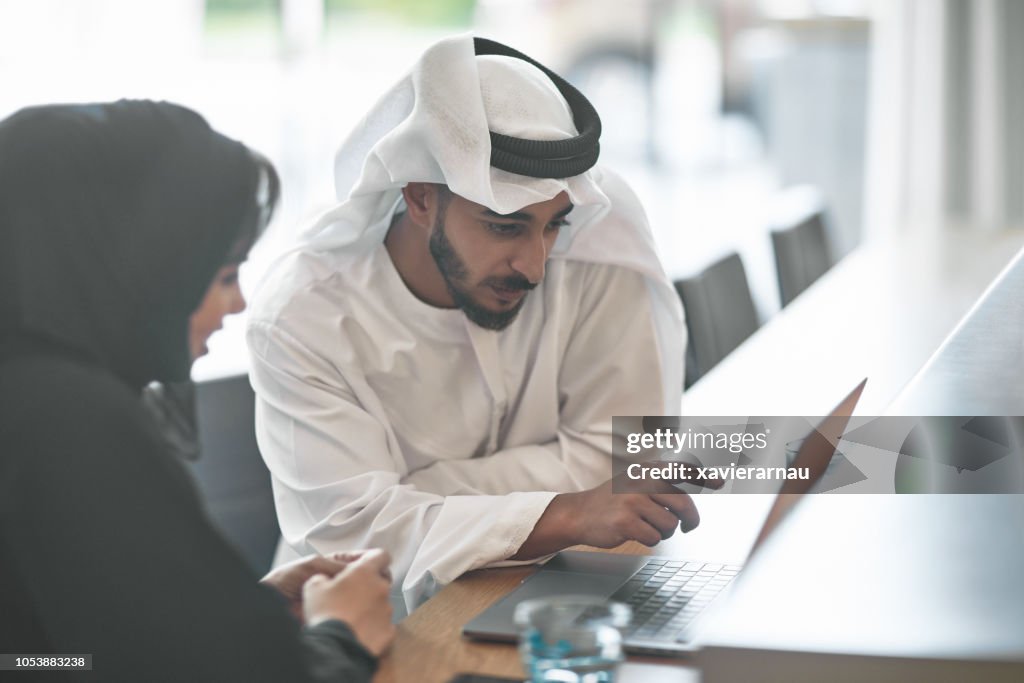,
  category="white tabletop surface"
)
[890,243,1024,415]
[680,229,1024,417]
